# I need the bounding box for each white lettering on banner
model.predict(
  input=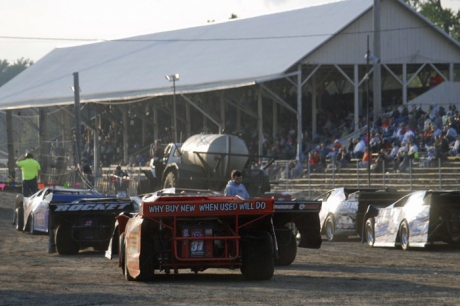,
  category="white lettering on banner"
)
[149,205,164,213]
[199,203,218,212]
[166,205,179,213]
[220,203,237,211]
[181,204,195,212]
